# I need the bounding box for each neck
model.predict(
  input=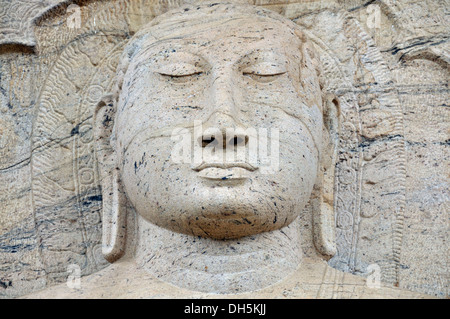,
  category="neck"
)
[134,215,303,294]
